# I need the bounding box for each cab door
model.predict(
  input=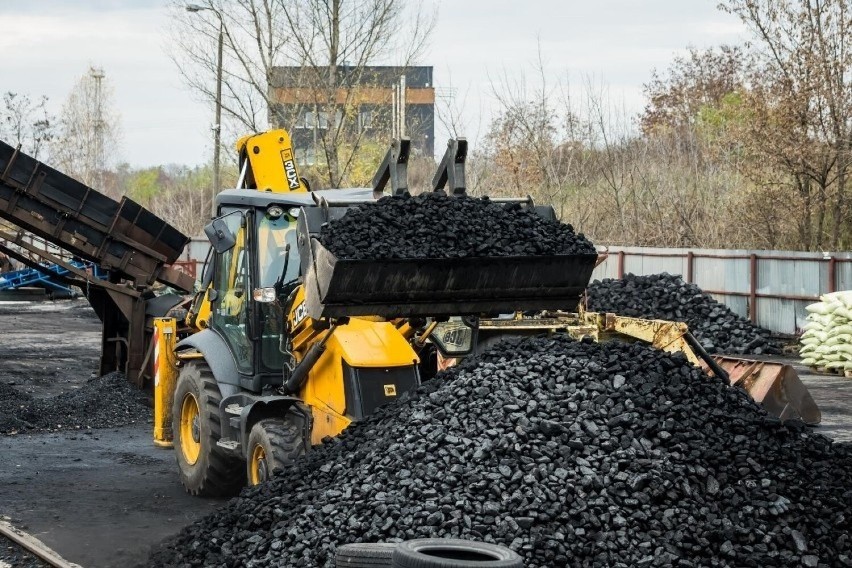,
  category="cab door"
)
[209,210,254,374]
